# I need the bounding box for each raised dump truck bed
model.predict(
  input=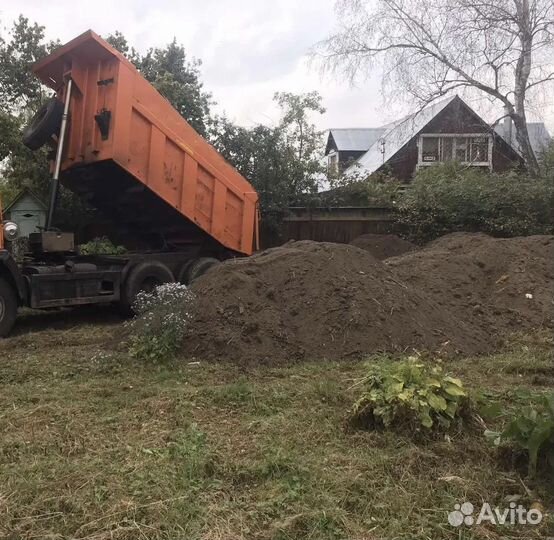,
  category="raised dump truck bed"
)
[32,30,259,255]
[0,30,260,337]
